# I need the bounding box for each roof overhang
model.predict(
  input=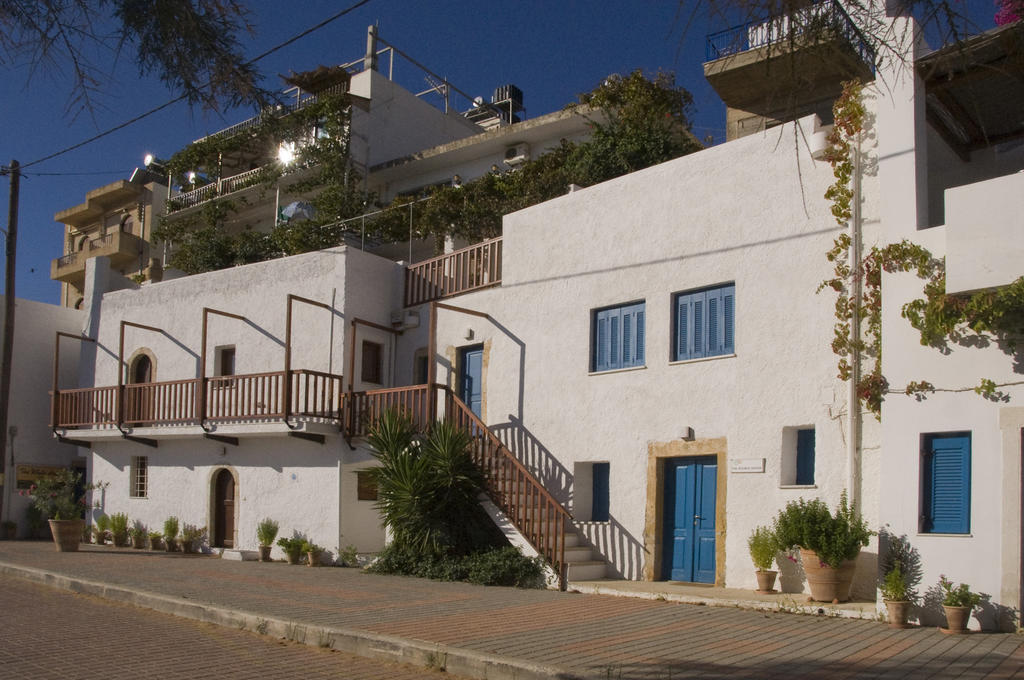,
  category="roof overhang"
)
[918,21,1024,160]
